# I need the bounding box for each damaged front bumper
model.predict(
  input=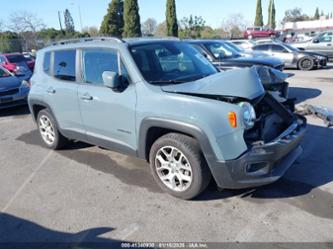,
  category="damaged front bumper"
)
[210,115,306,190]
